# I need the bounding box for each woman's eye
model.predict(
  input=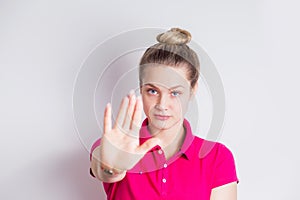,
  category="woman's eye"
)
[147,89,158,95]
[171,91,181,96]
